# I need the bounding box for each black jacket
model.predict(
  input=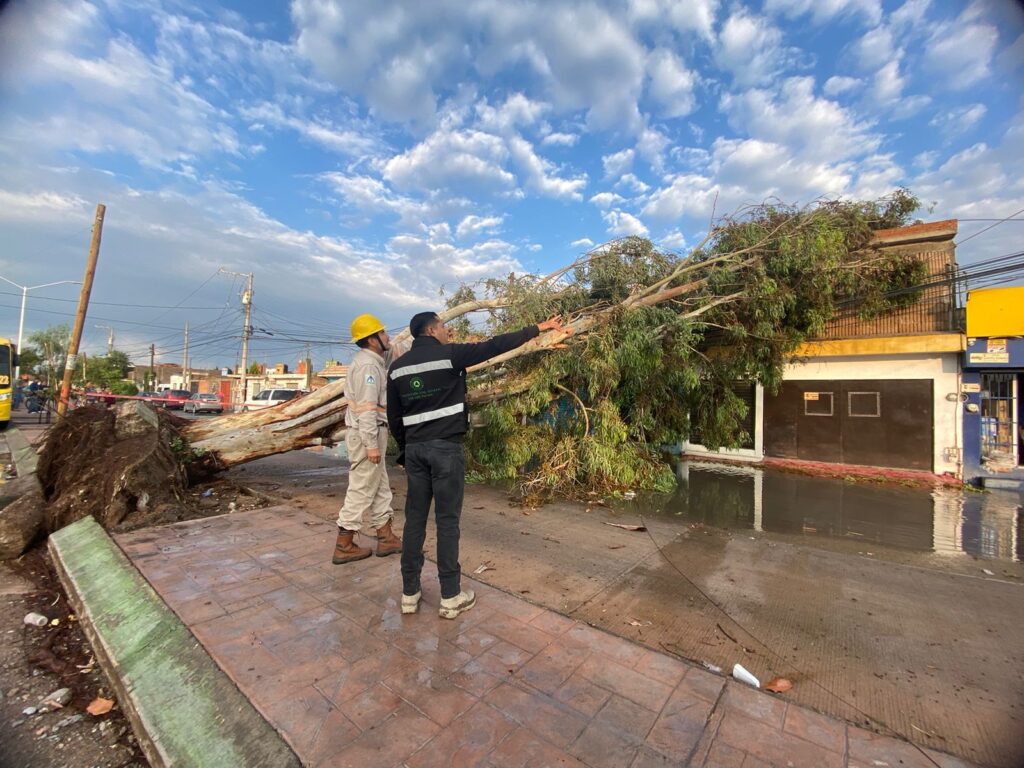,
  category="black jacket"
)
[387,325,540,449]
